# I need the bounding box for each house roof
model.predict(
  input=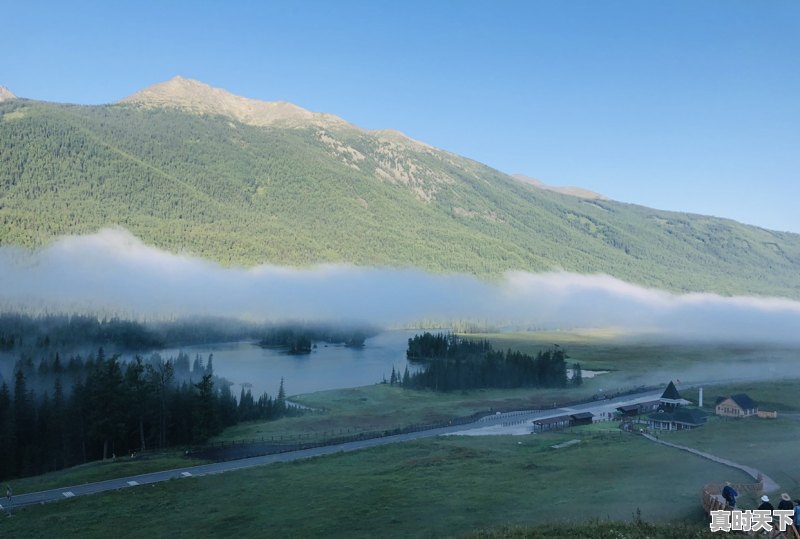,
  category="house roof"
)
[617,400,660,413]
[570,412,594,420]
[730,393,758,410]
[676,408,709,424]
[617,404,640,413]
[715,393,758,410]
[660,381,681,401]
[639,399,662,408]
